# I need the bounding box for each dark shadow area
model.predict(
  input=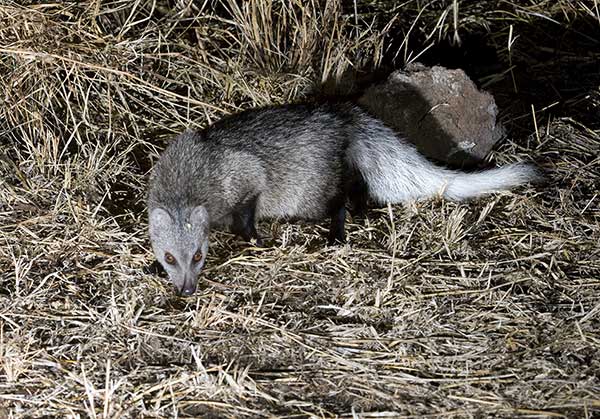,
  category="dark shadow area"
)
[312,7,600,172]
[385,12,600,135]
[102,137,167,229]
